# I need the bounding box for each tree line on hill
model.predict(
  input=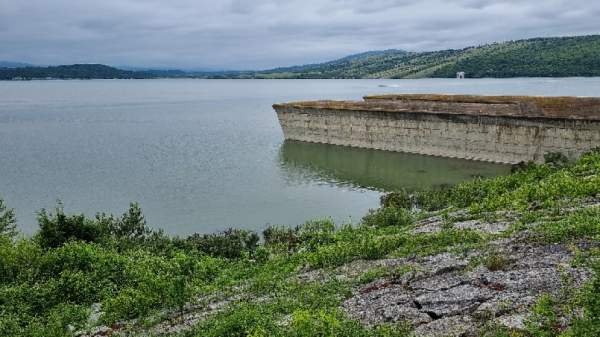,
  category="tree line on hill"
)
[2,35,600,80]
